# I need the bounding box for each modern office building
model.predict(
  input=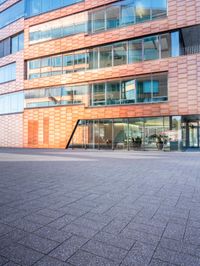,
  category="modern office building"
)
[0,0,200,150]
